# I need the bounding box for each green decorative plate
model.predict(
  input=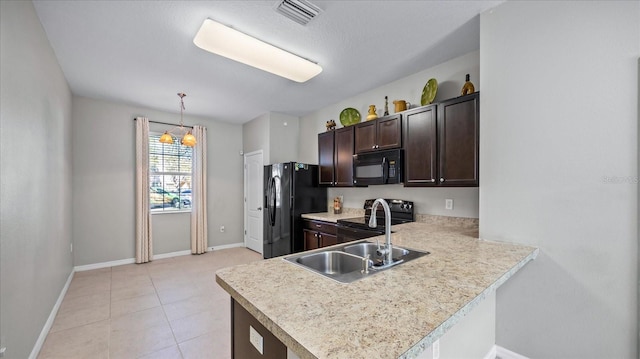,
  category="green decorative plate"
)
[421,78,438,106]
[339,108,361,126]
